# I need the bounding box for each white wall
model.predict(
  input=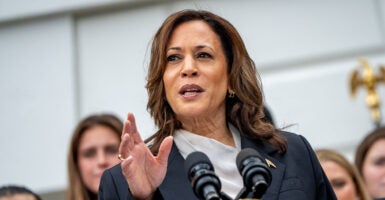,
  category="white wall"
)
[0,0,132,22]
[0,16,76,192]
[0,0,384,195]
[76,5,168,135]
